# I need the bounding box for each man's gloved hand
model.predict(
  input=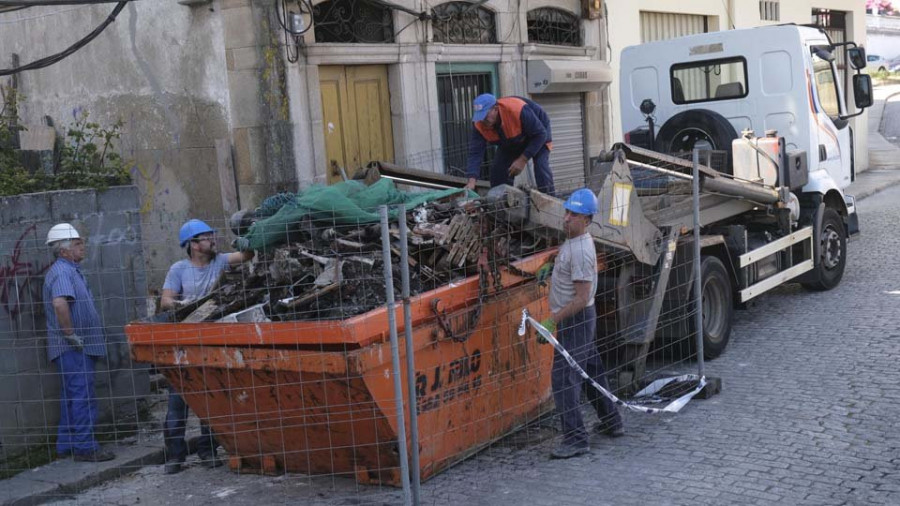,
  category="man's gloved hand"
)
[232,237,251,252]
[538,317,556,344]
[535,262,554,286]
[64,333,84,351]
